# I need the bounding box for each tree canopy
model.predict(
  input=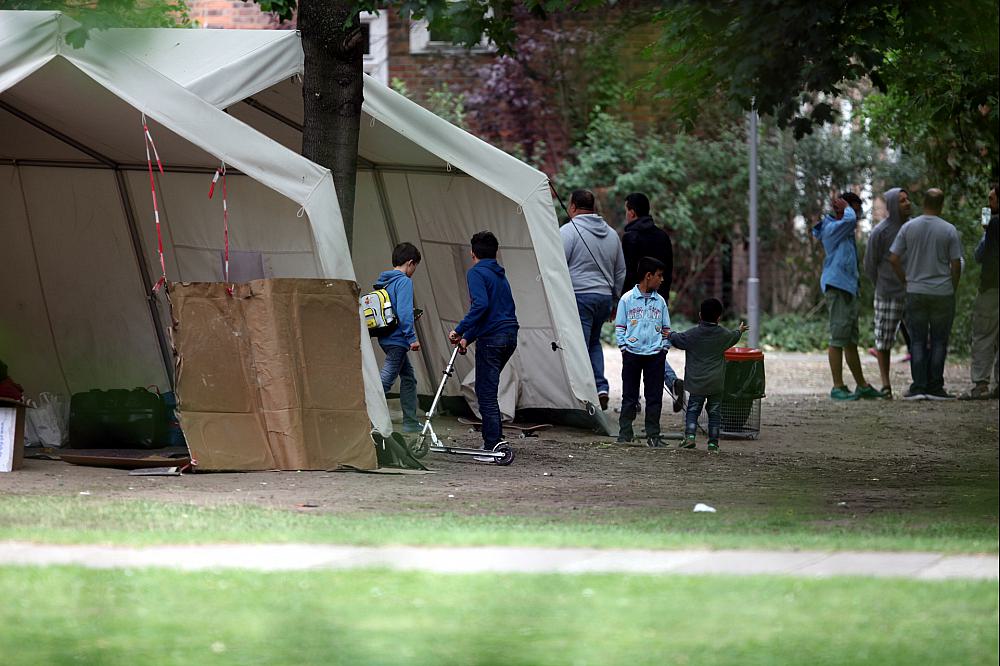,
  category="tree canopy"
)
[648,0,999,181]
